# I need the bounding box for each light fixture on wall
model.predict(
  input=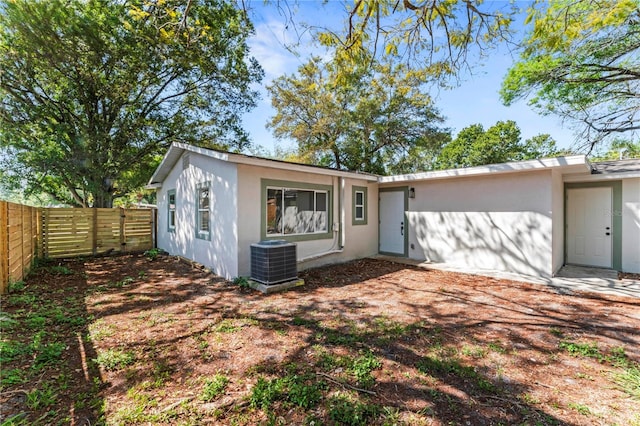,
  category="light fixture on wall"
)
[409,187,416,199]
